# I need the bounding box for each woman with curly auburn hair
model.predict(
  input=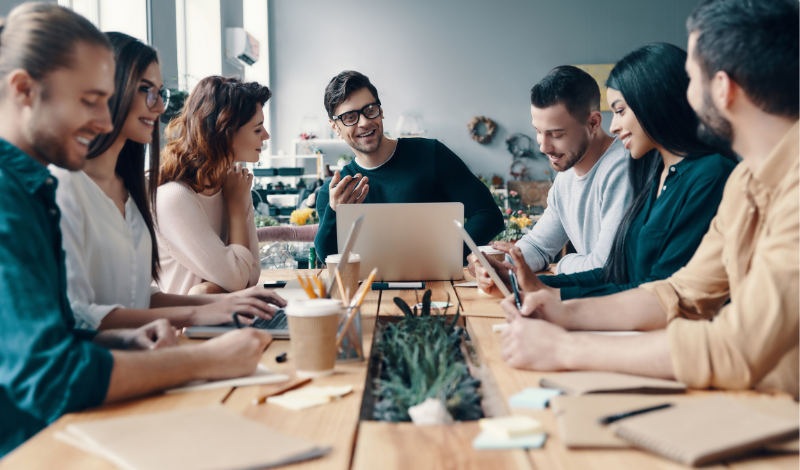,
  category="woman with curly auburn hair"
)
[156,76,272,295]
